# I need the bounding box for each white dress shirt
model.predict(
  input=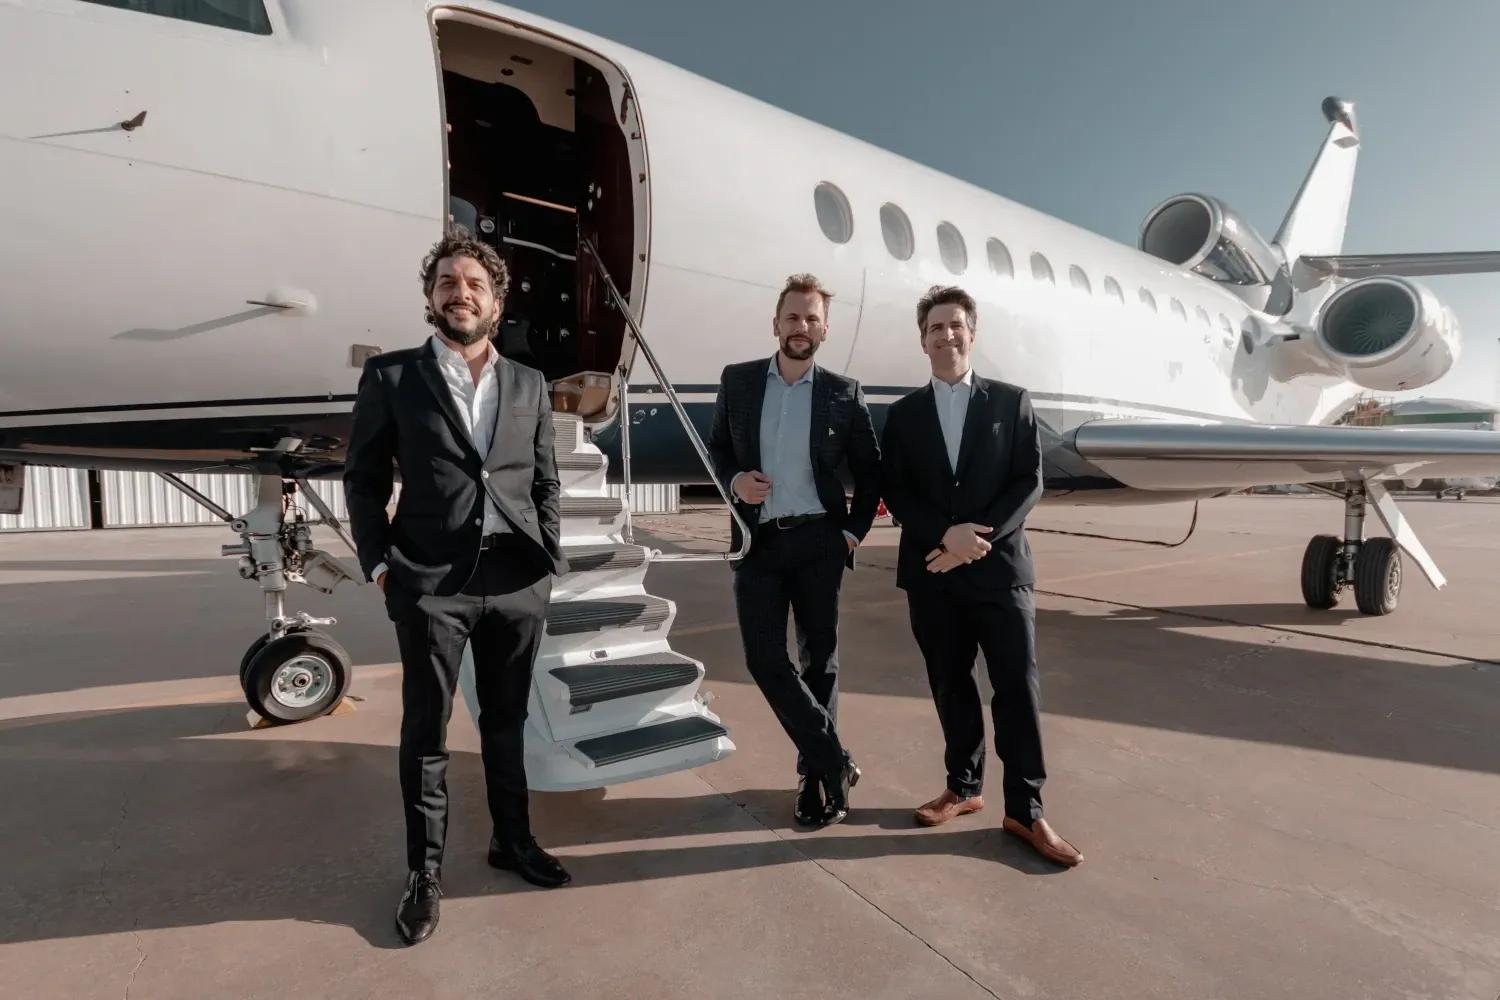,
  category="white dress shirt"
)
[372,335,505,584]
[931,368,974,475]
